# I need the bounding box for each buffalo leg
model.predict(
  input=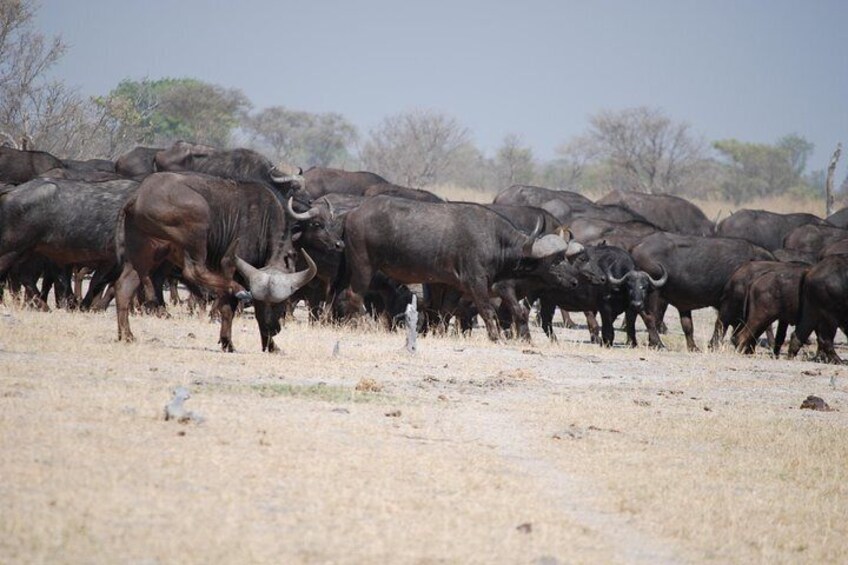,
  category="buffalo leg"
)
[561,310,577,329]
[115,263,141,342]
[679,309,699,352]
[255,301,284,353]
[539,298,557,341]
[625,309,638,347]
[642,292,665,349]
[493,282,530,341]
[468,283,499,341]
[585,311,601,343]
[599,307,615,347]
[215,295,238,352]
[773,321,788,357]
